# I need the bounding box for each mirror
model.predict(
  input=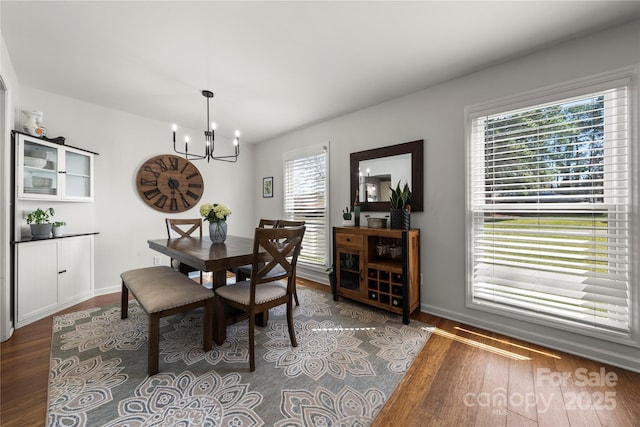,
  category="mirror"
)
[350,140,424,212]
